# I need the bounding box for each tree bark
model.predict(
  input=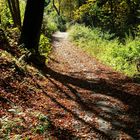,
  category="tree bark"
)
[7,0,21,29]
[20,0,45,52]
